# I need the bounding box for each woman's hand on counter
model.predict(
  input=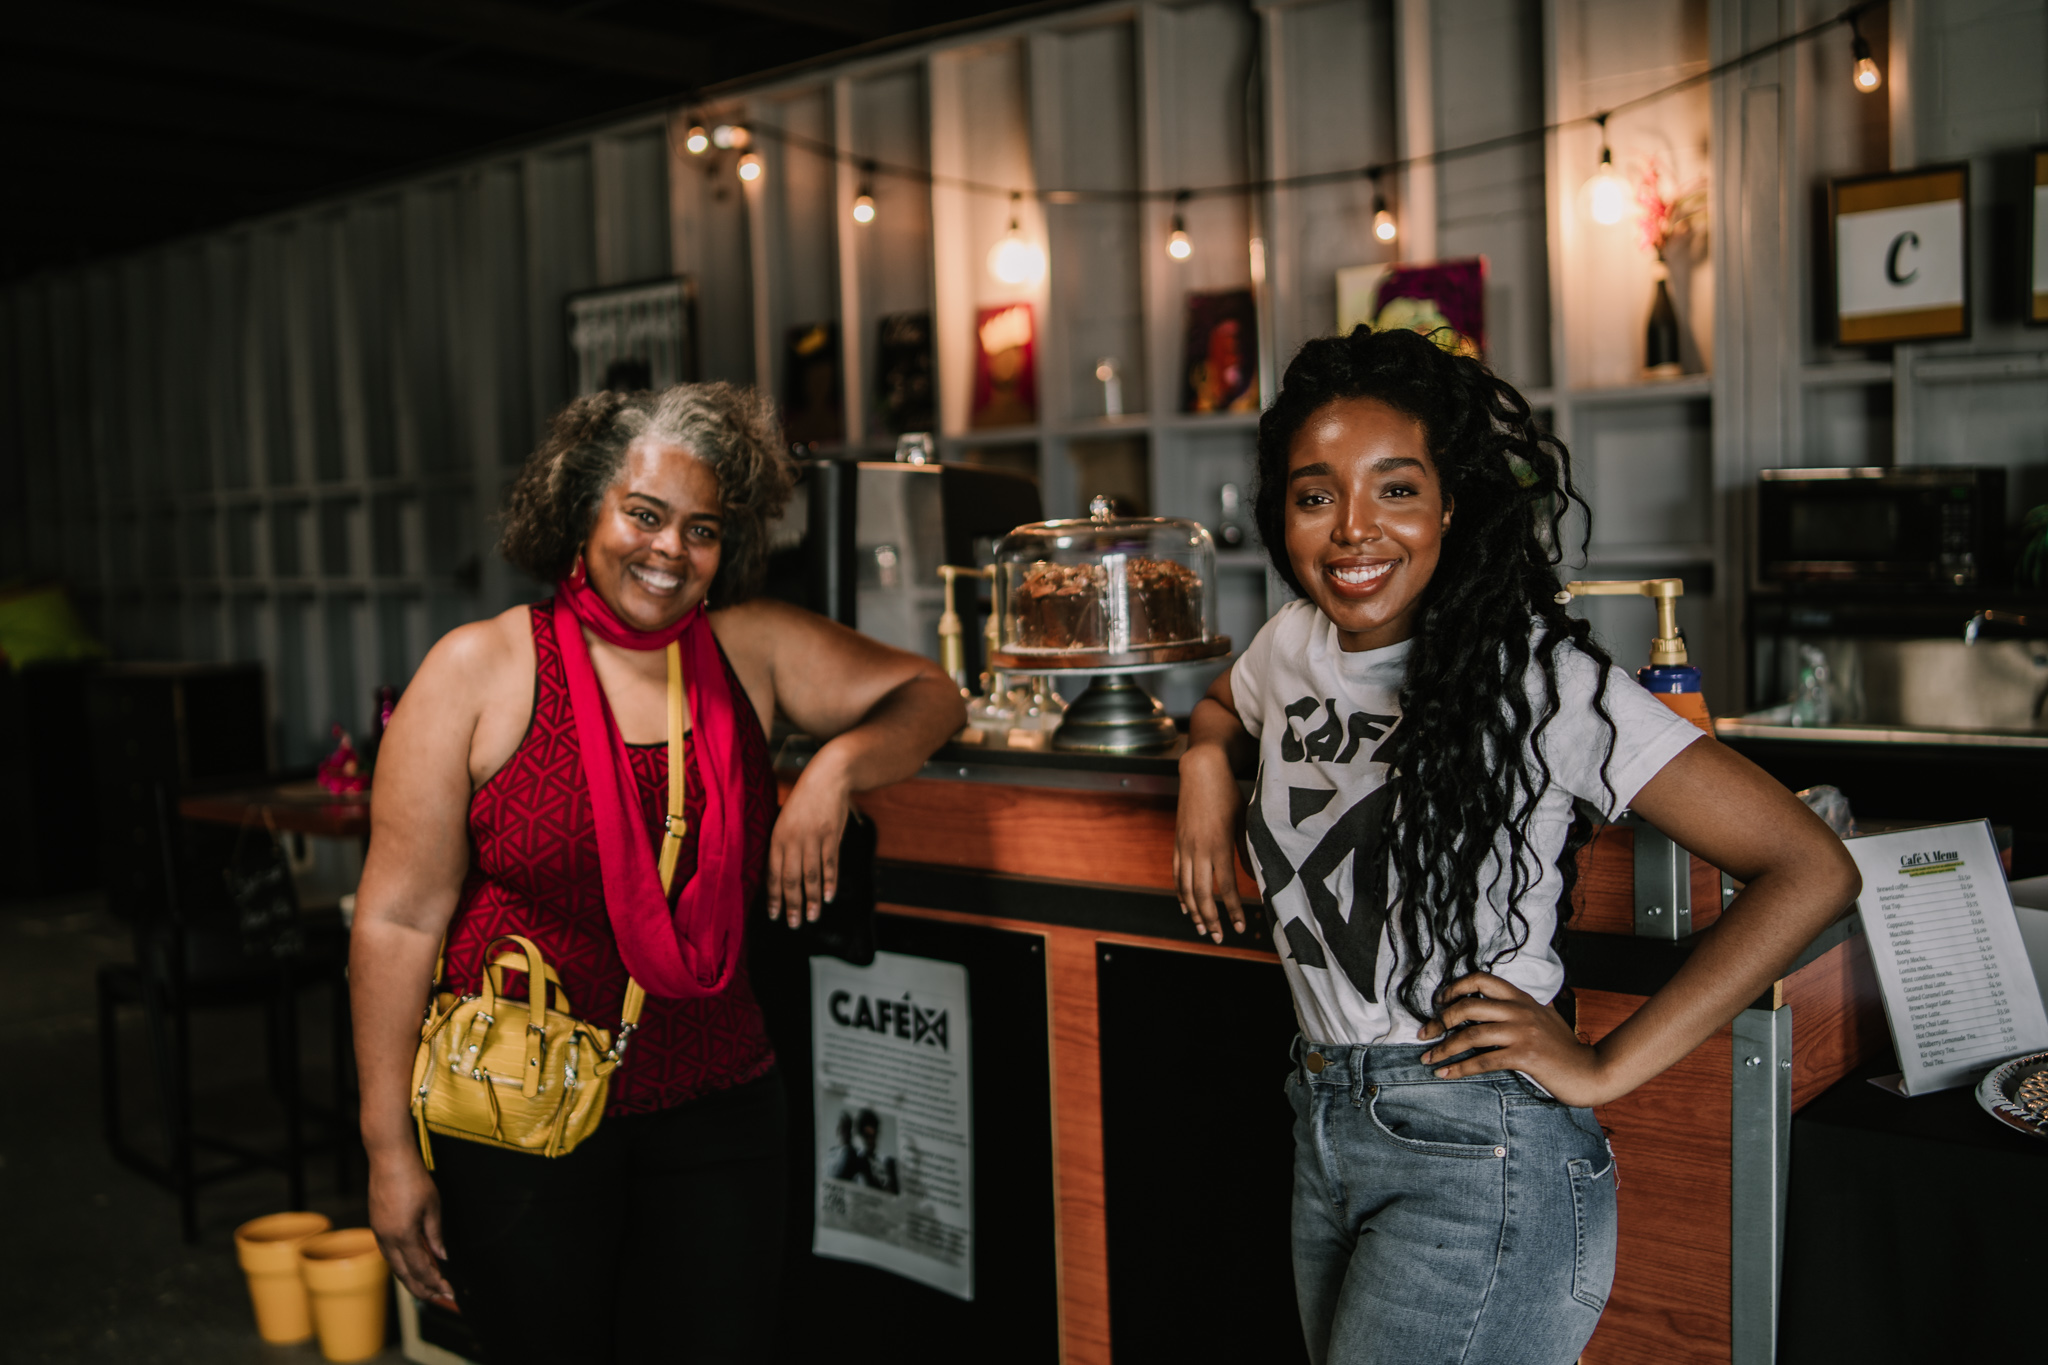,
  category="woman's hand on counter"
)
[1176,676,1257,944]
[769,752,854,927]
[1417,974,1619,1108]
